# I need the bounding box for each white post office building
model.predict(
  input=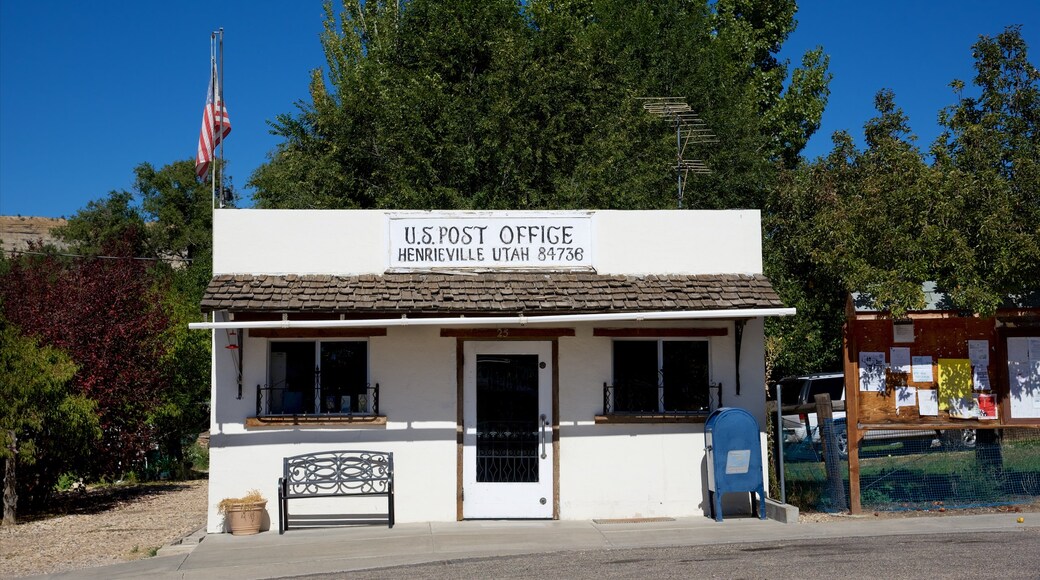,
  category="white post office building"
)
[193,209,792,532]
